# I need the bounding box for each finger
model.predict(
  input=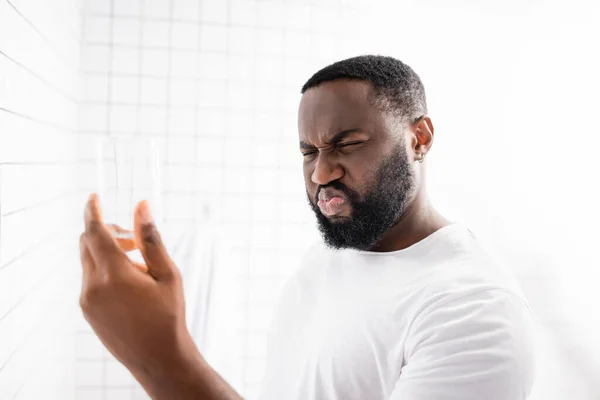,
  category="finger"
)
[79,233,95,289]
[84,193,104,228]
[132,261,149,273]
[133,200,176,281]
[107,224,138,251]
[84,193,131,275]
